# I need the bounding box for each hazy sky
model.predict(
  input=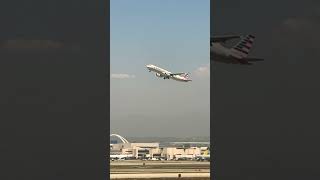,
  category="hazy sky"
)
[110,0,210,137]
